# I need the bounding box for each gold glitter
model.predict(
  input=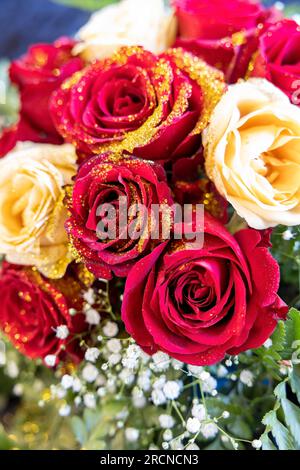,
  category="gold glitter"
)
[98,56,173,154]
[33,50,48,67]
[61,70,85,90]
[231,31,246,47]
[166,48,226,136]
[245,51,259,80]
[42,389,51,402]
[18,291,32,302]
[77,264,95,287]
